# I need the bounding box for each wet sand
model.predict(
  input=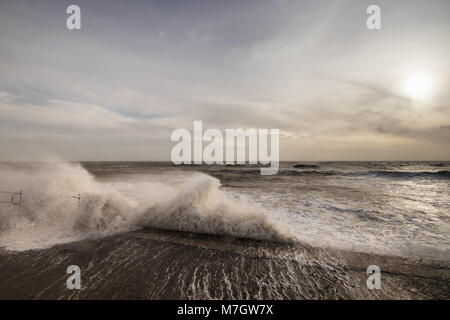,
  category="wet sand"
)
[0,228,448,299]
